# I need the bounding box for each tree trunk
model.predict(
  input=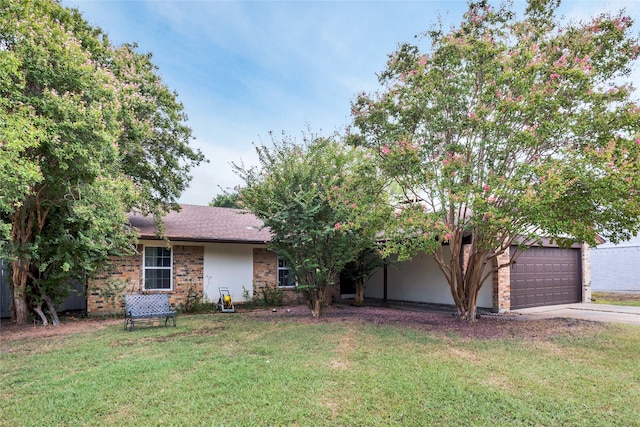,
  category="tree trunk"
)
[42,293,60,326]
[11,261,29,324]
[33,305,48,326]
[309,287,325,318]
[452,275,481,322]
[354,279,366,306]
[311,296,321,318]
